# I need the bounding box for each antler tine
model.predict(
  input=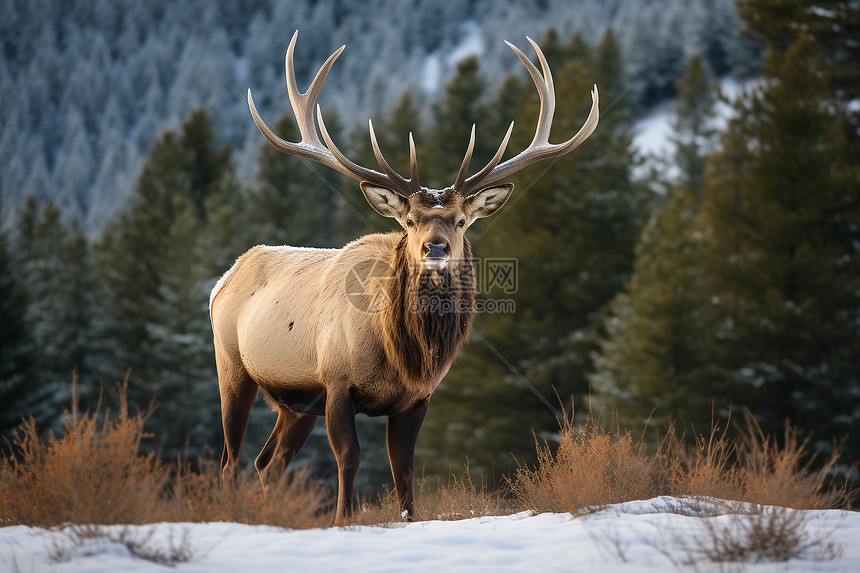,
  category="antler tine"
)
[453,125,476,192]
[249,31,399,192]
[512,37,555,147]
[463,121,514,189]
[367,120,418,196]
[285,30,343,148]
[458,37,599,196]
[315,106,393,189]
[408,133,420,190]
